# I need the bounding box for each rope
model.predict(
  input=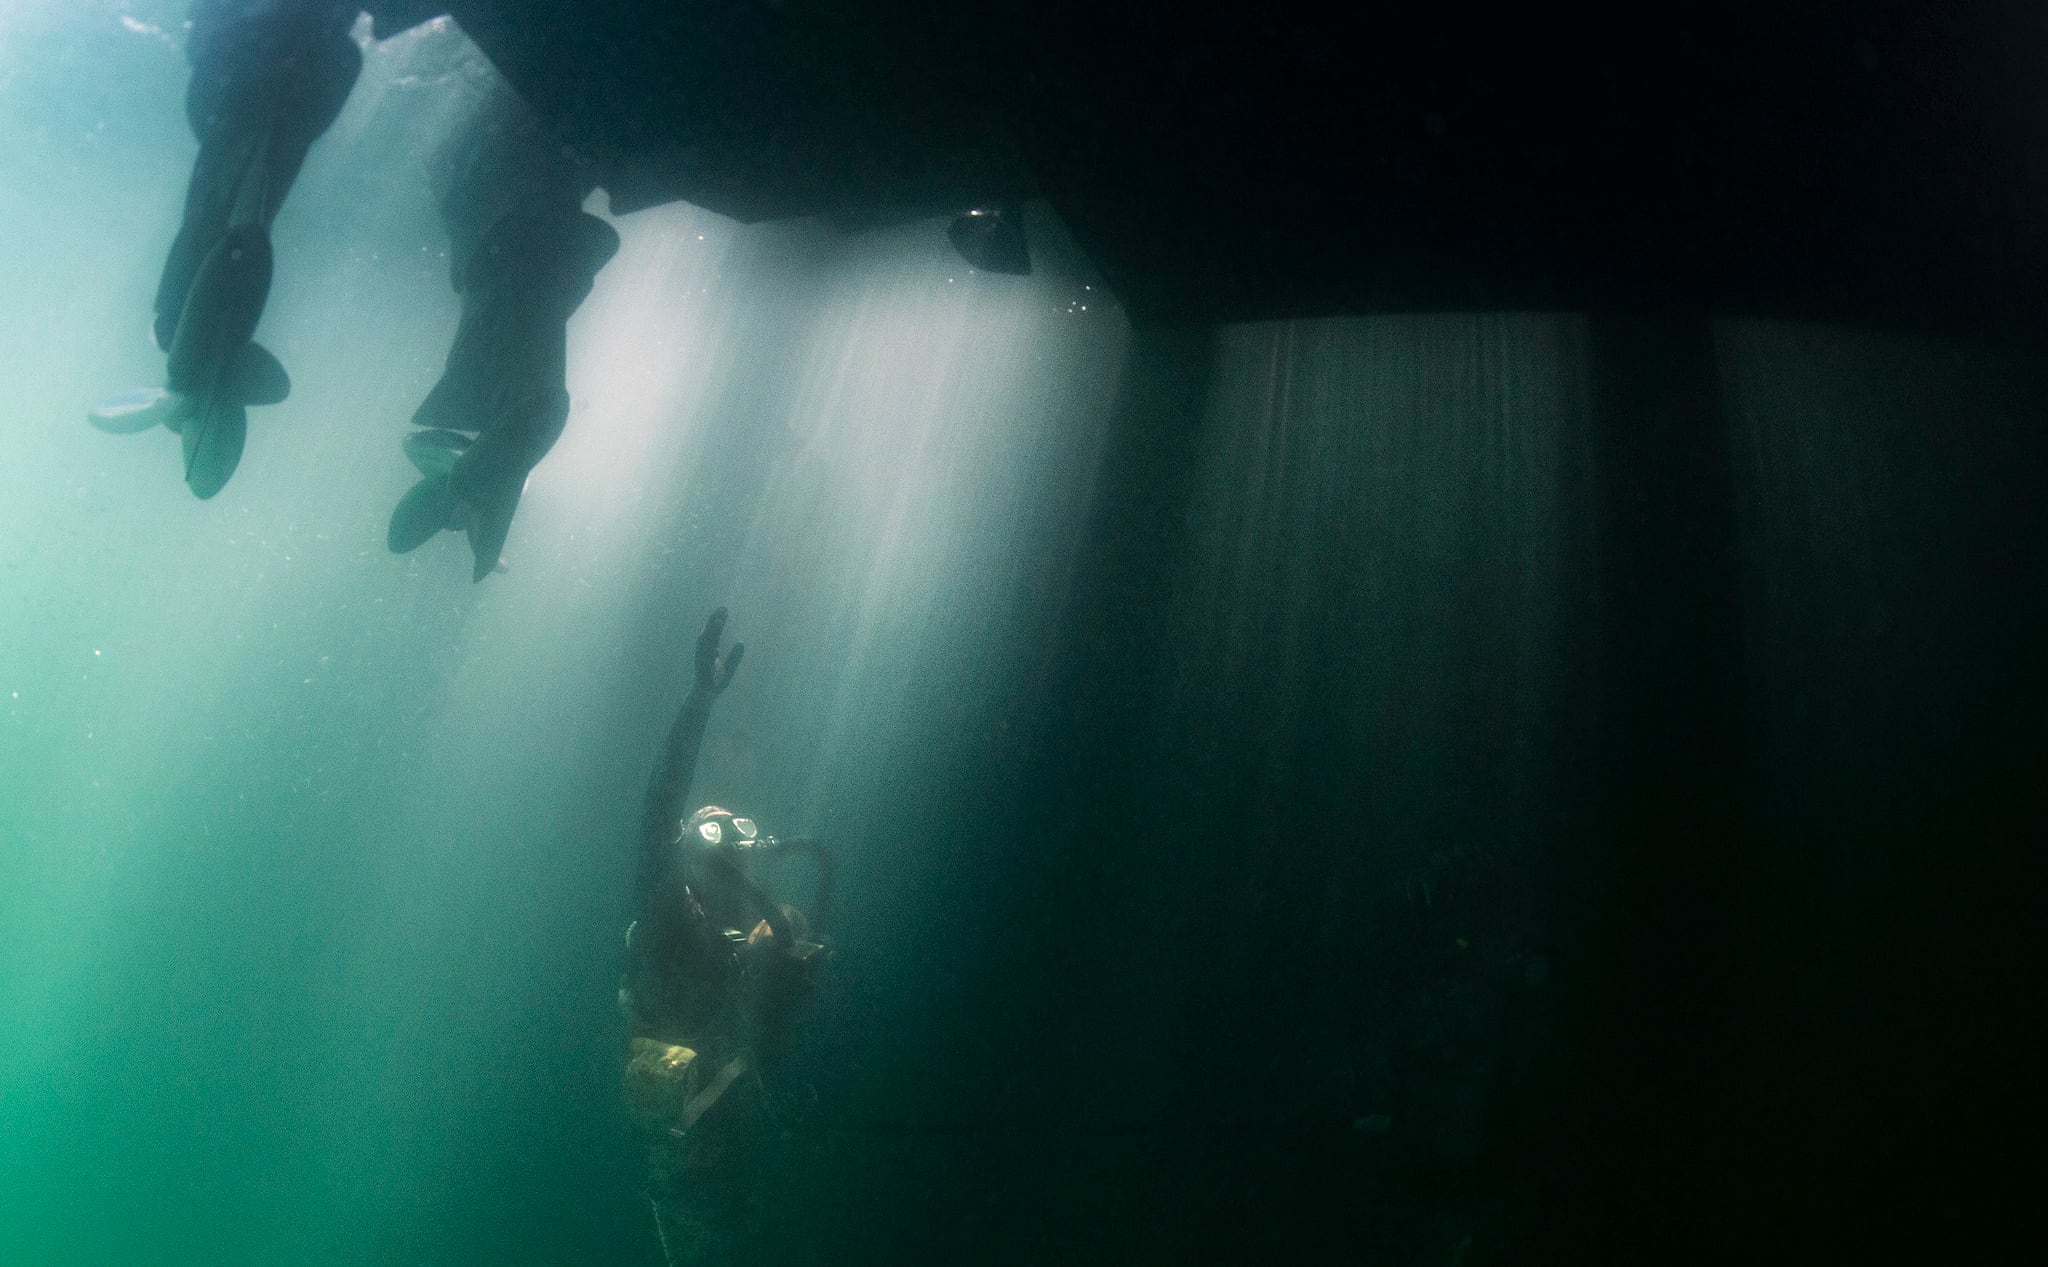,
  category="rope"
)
[649,1196,678,1267]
